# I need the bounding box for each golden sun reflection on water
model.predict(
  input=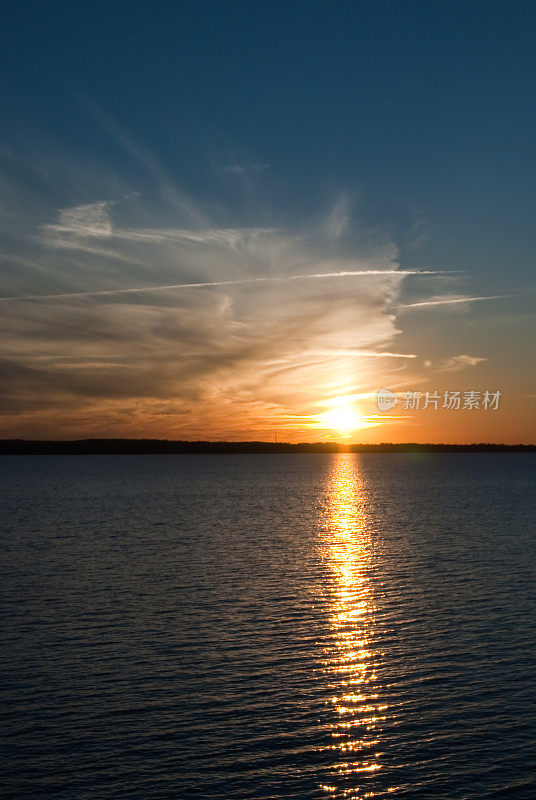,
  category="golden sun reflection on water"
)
[320,454,388,800]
